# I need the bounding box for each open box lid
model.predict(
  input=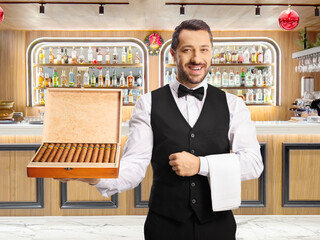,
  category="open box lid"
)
[43,88,122,144]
